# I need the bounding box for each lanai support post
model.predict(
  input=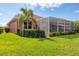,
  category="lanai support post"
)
[46,17,50,38]
[64,21,65,32]
[57,21,59,32]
